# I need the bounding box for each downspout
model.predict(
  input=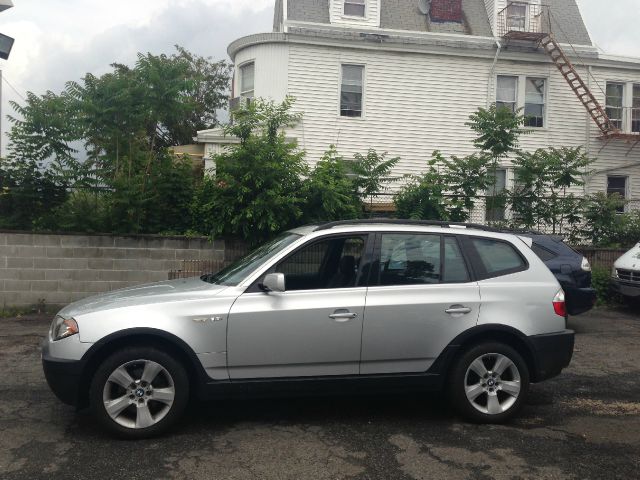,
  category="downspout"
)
[486,38,502,108]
